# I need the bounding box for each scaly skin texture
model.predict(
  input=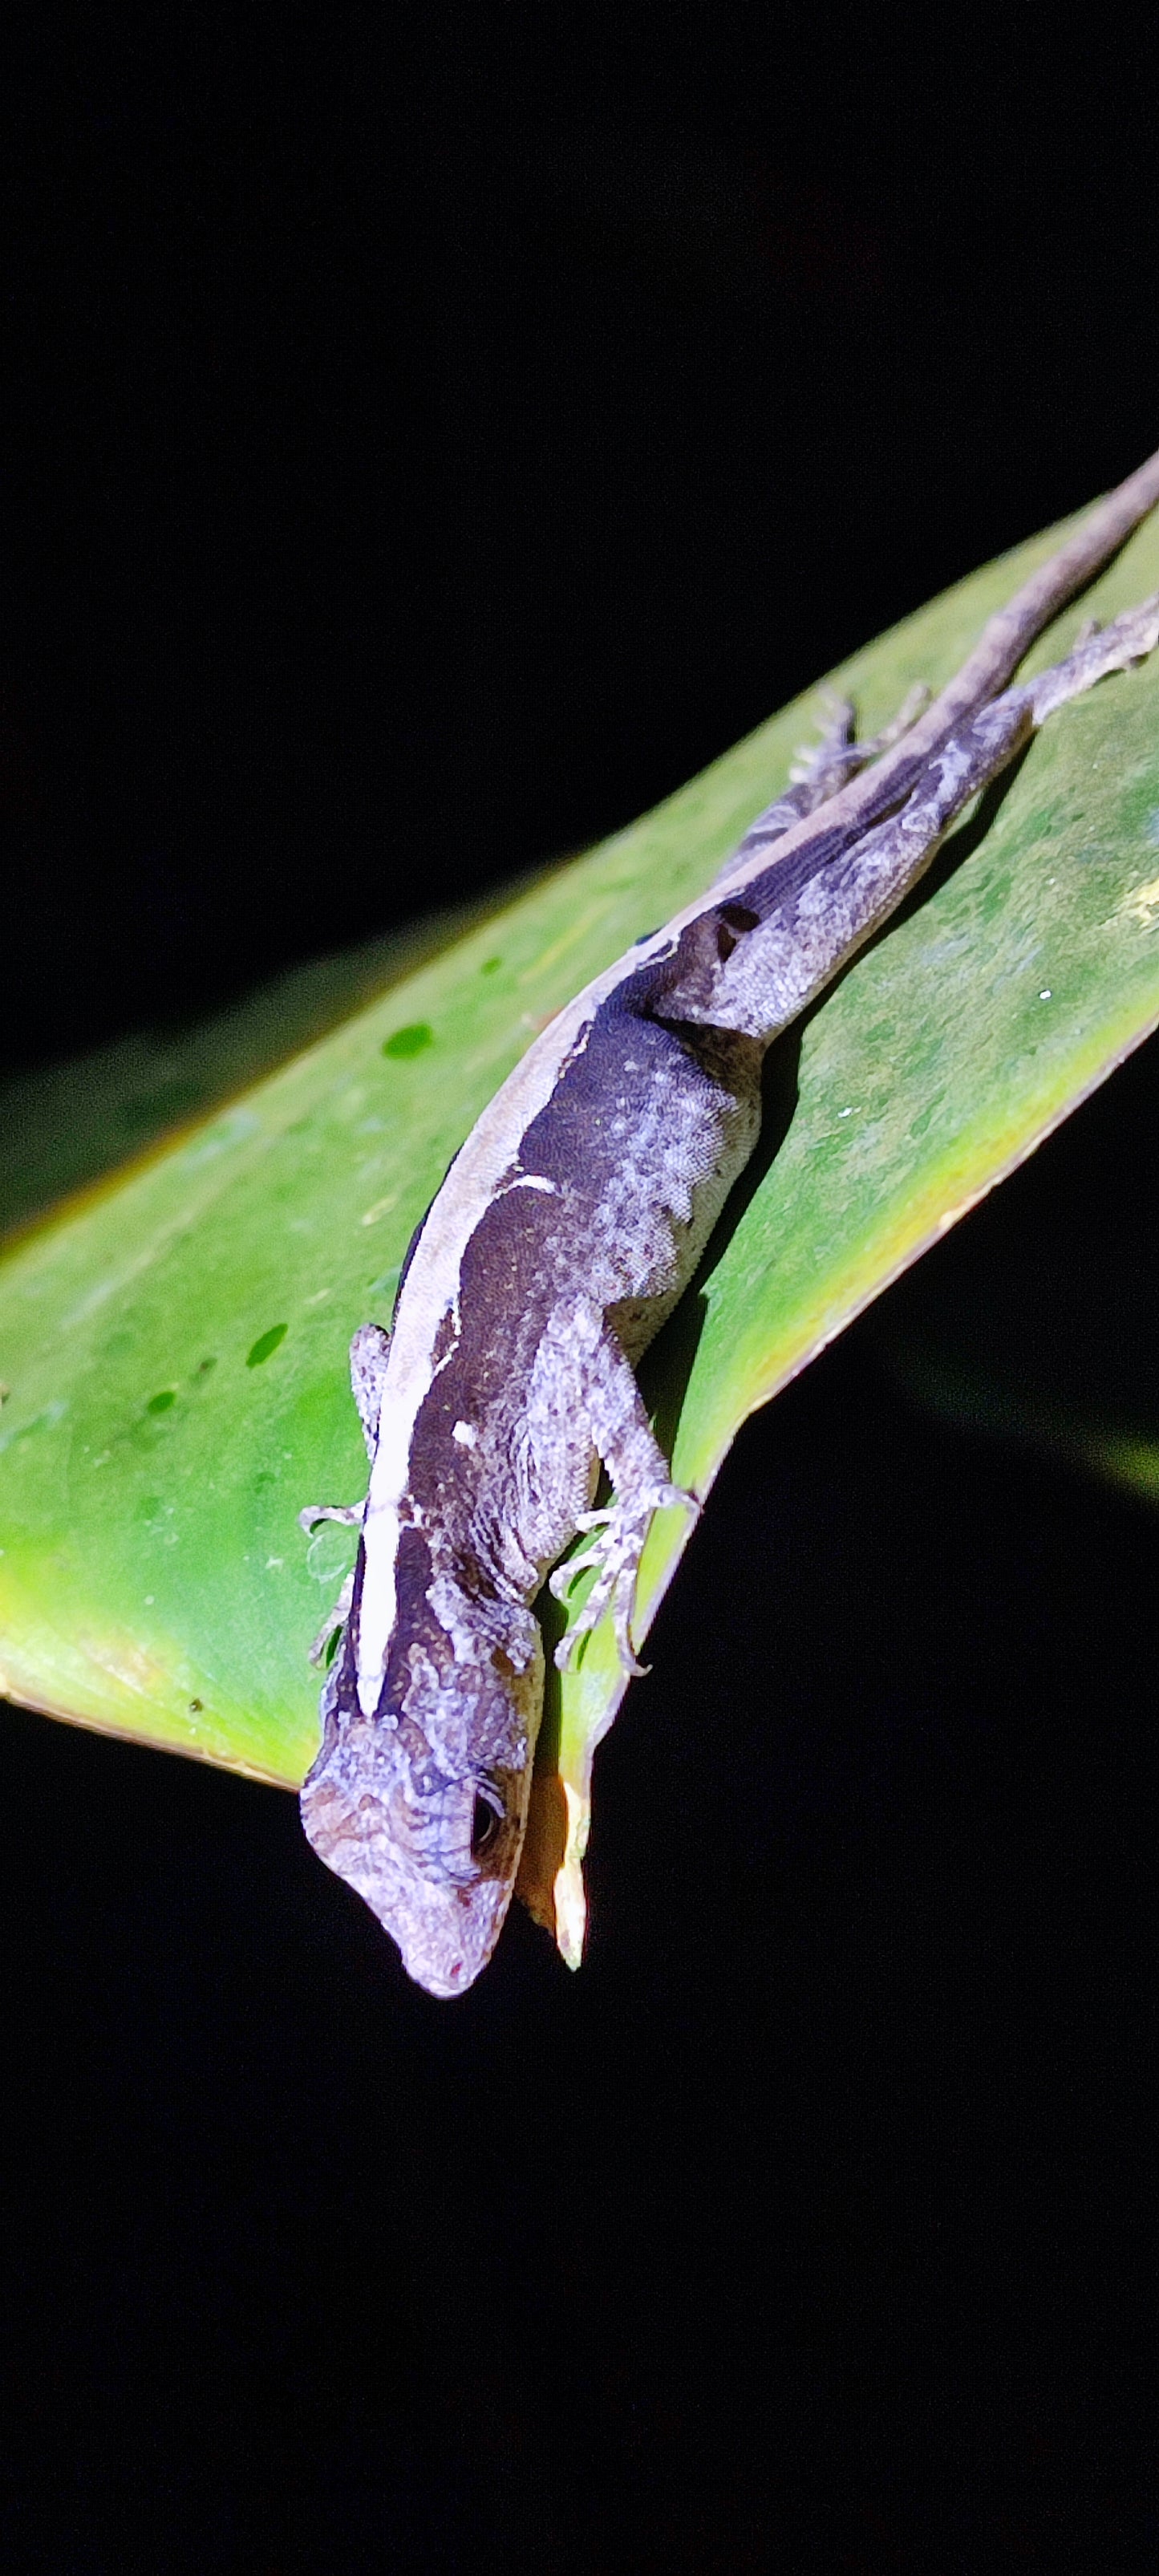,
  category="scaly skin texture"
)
[300,452,1159,1995]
